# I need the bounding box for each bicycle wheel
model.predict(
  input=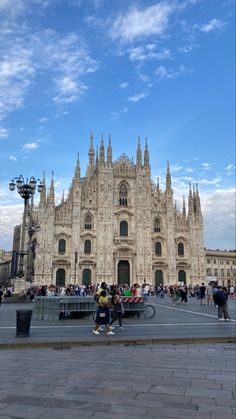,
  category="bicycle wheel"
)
[144,304,156,319]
